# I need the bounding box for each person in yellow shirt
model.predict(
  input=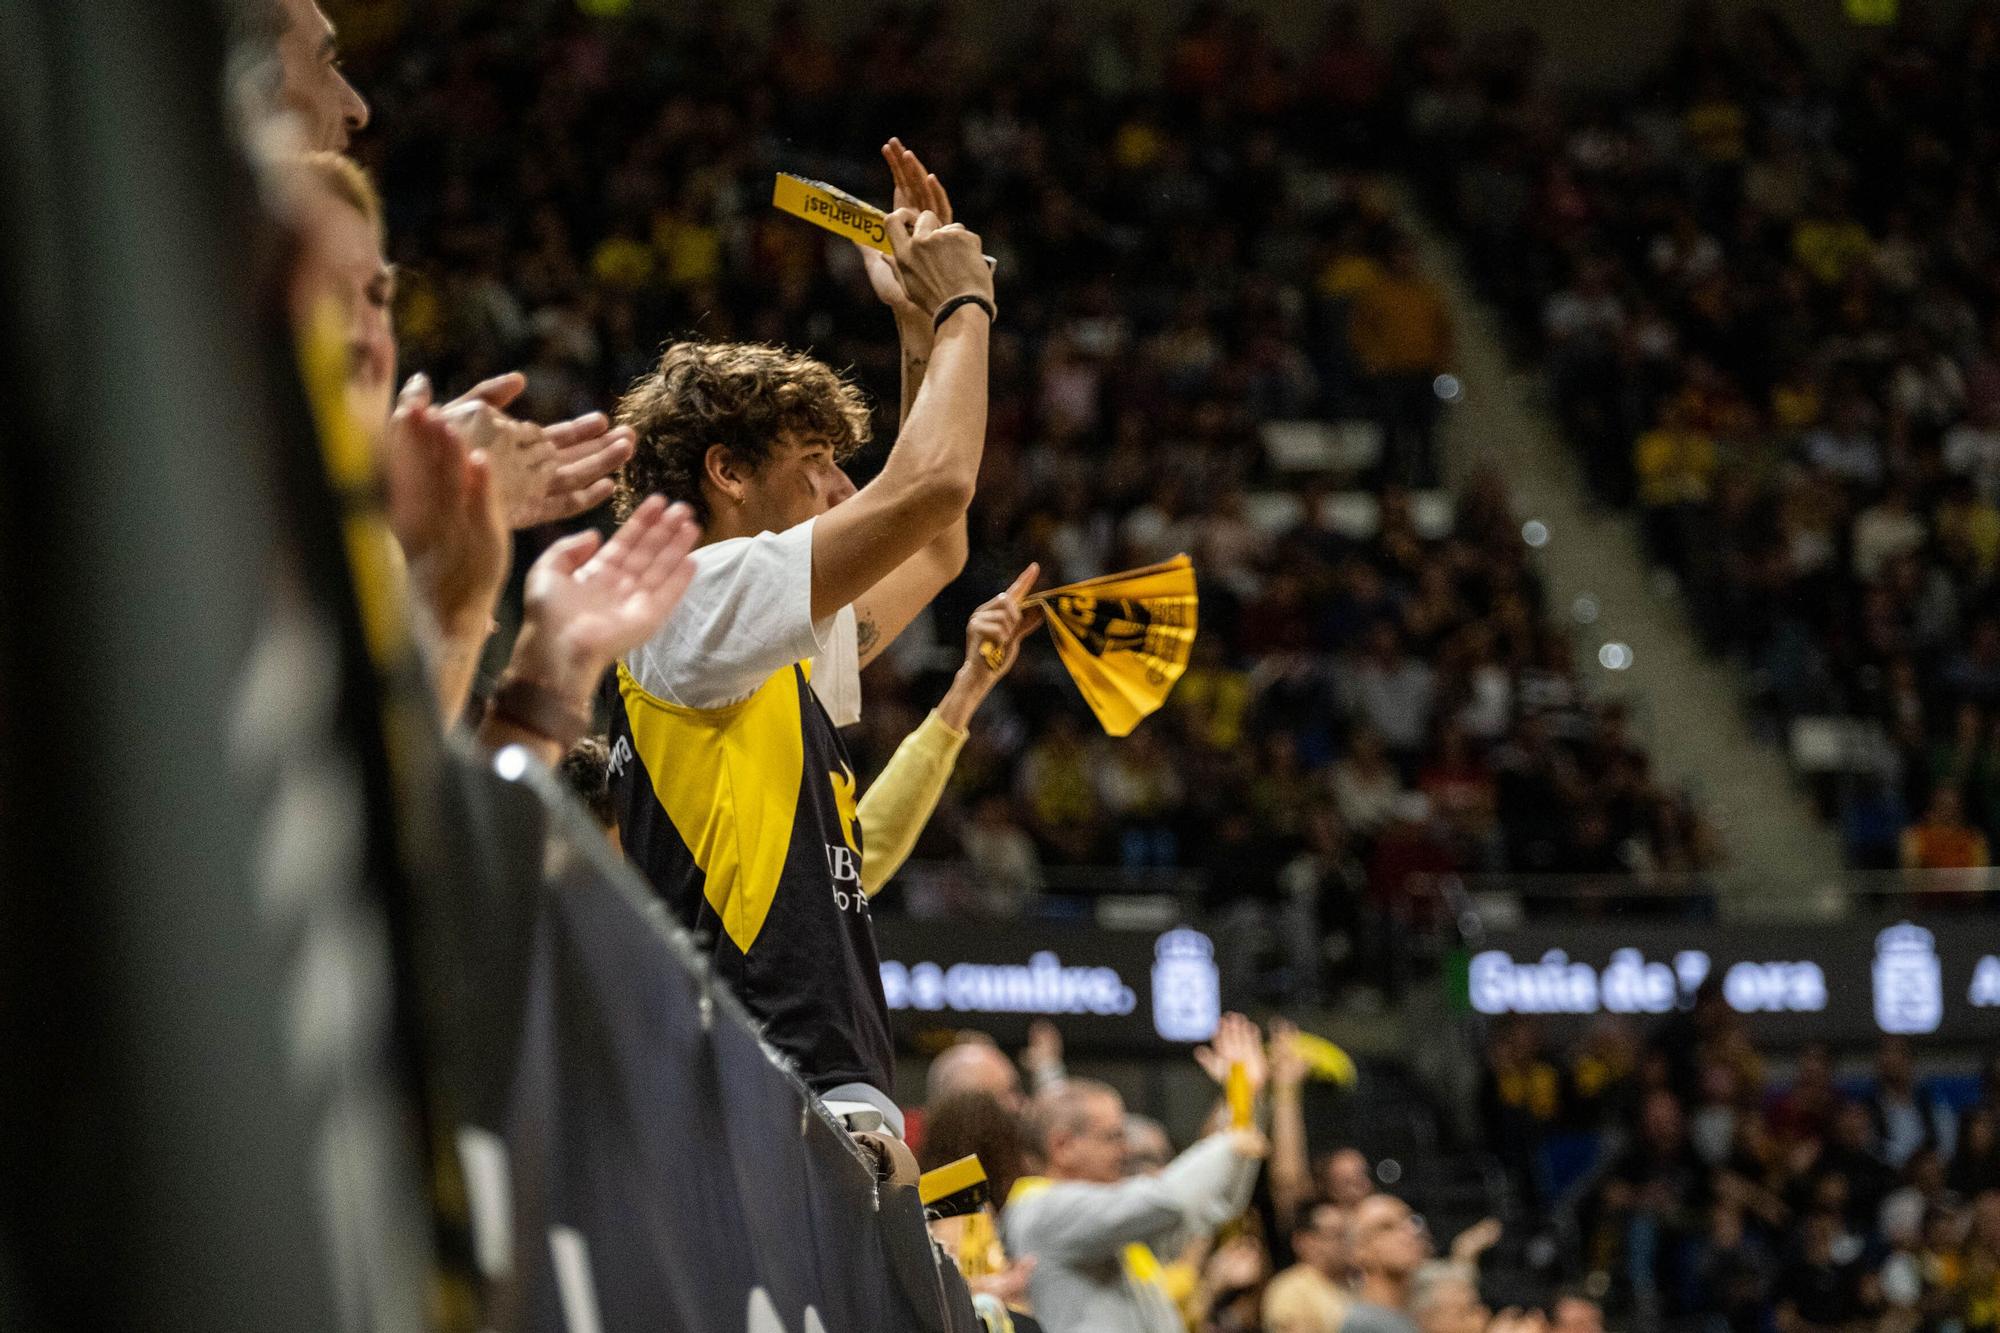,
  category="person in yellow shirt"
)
[1902,787,1991,871]
[1633,401,1719,569]
[1349,236,1453,487]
